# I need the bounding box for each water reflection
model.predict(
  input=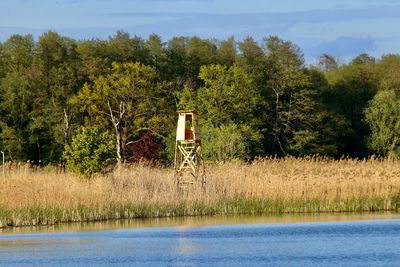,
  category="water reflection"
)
[1,212,399,234]
[1,213,400,266]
